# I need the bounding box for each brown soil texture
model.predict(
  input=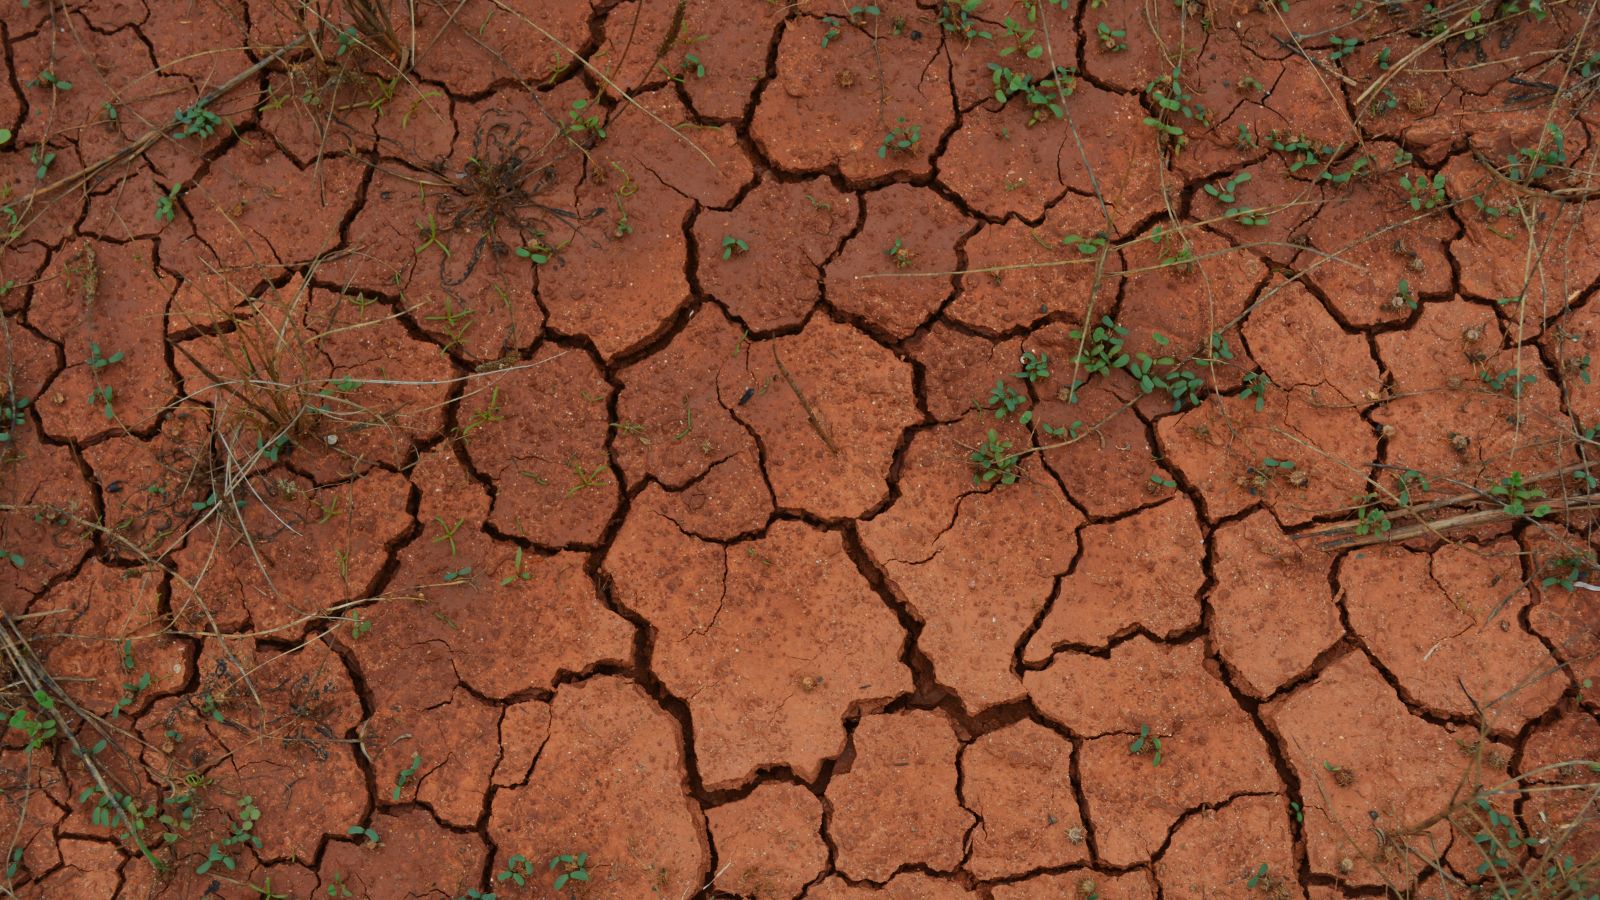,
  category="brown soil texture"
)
[1,2,1598,898]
